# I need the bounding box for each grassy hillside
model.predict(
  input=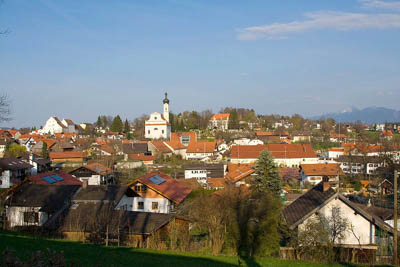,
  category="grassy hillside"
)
[0,230,365,266]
